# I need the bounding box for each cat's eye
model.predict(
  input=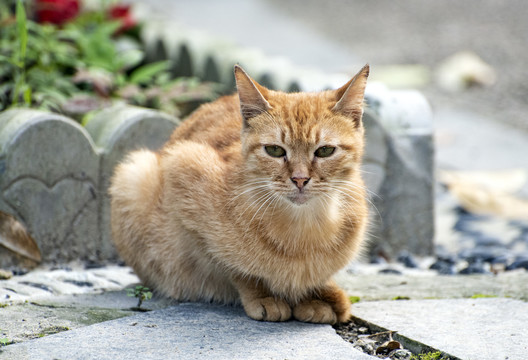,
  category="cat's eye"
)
[264,145,286,158]
[314,146,336,158]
